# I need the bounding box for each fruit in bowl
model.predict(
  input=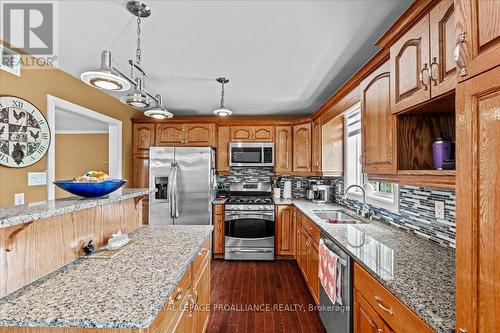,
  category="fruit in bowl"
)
[54,171,127,198]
